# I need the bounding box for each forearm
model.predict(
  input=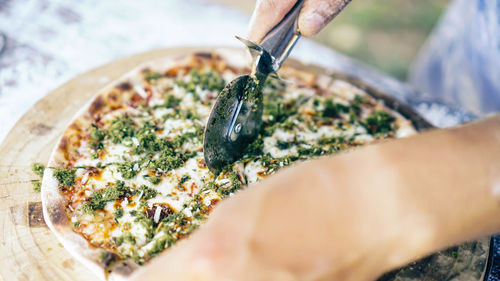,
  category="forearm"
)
[368,114,500,269]
[244,115,500,279]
